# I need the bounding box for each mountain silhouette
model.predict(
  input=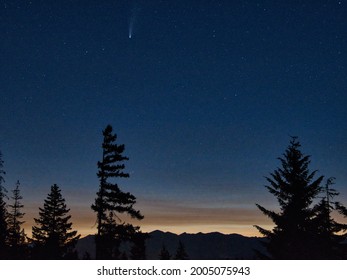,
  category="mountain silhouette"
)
[76,230,265,259]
